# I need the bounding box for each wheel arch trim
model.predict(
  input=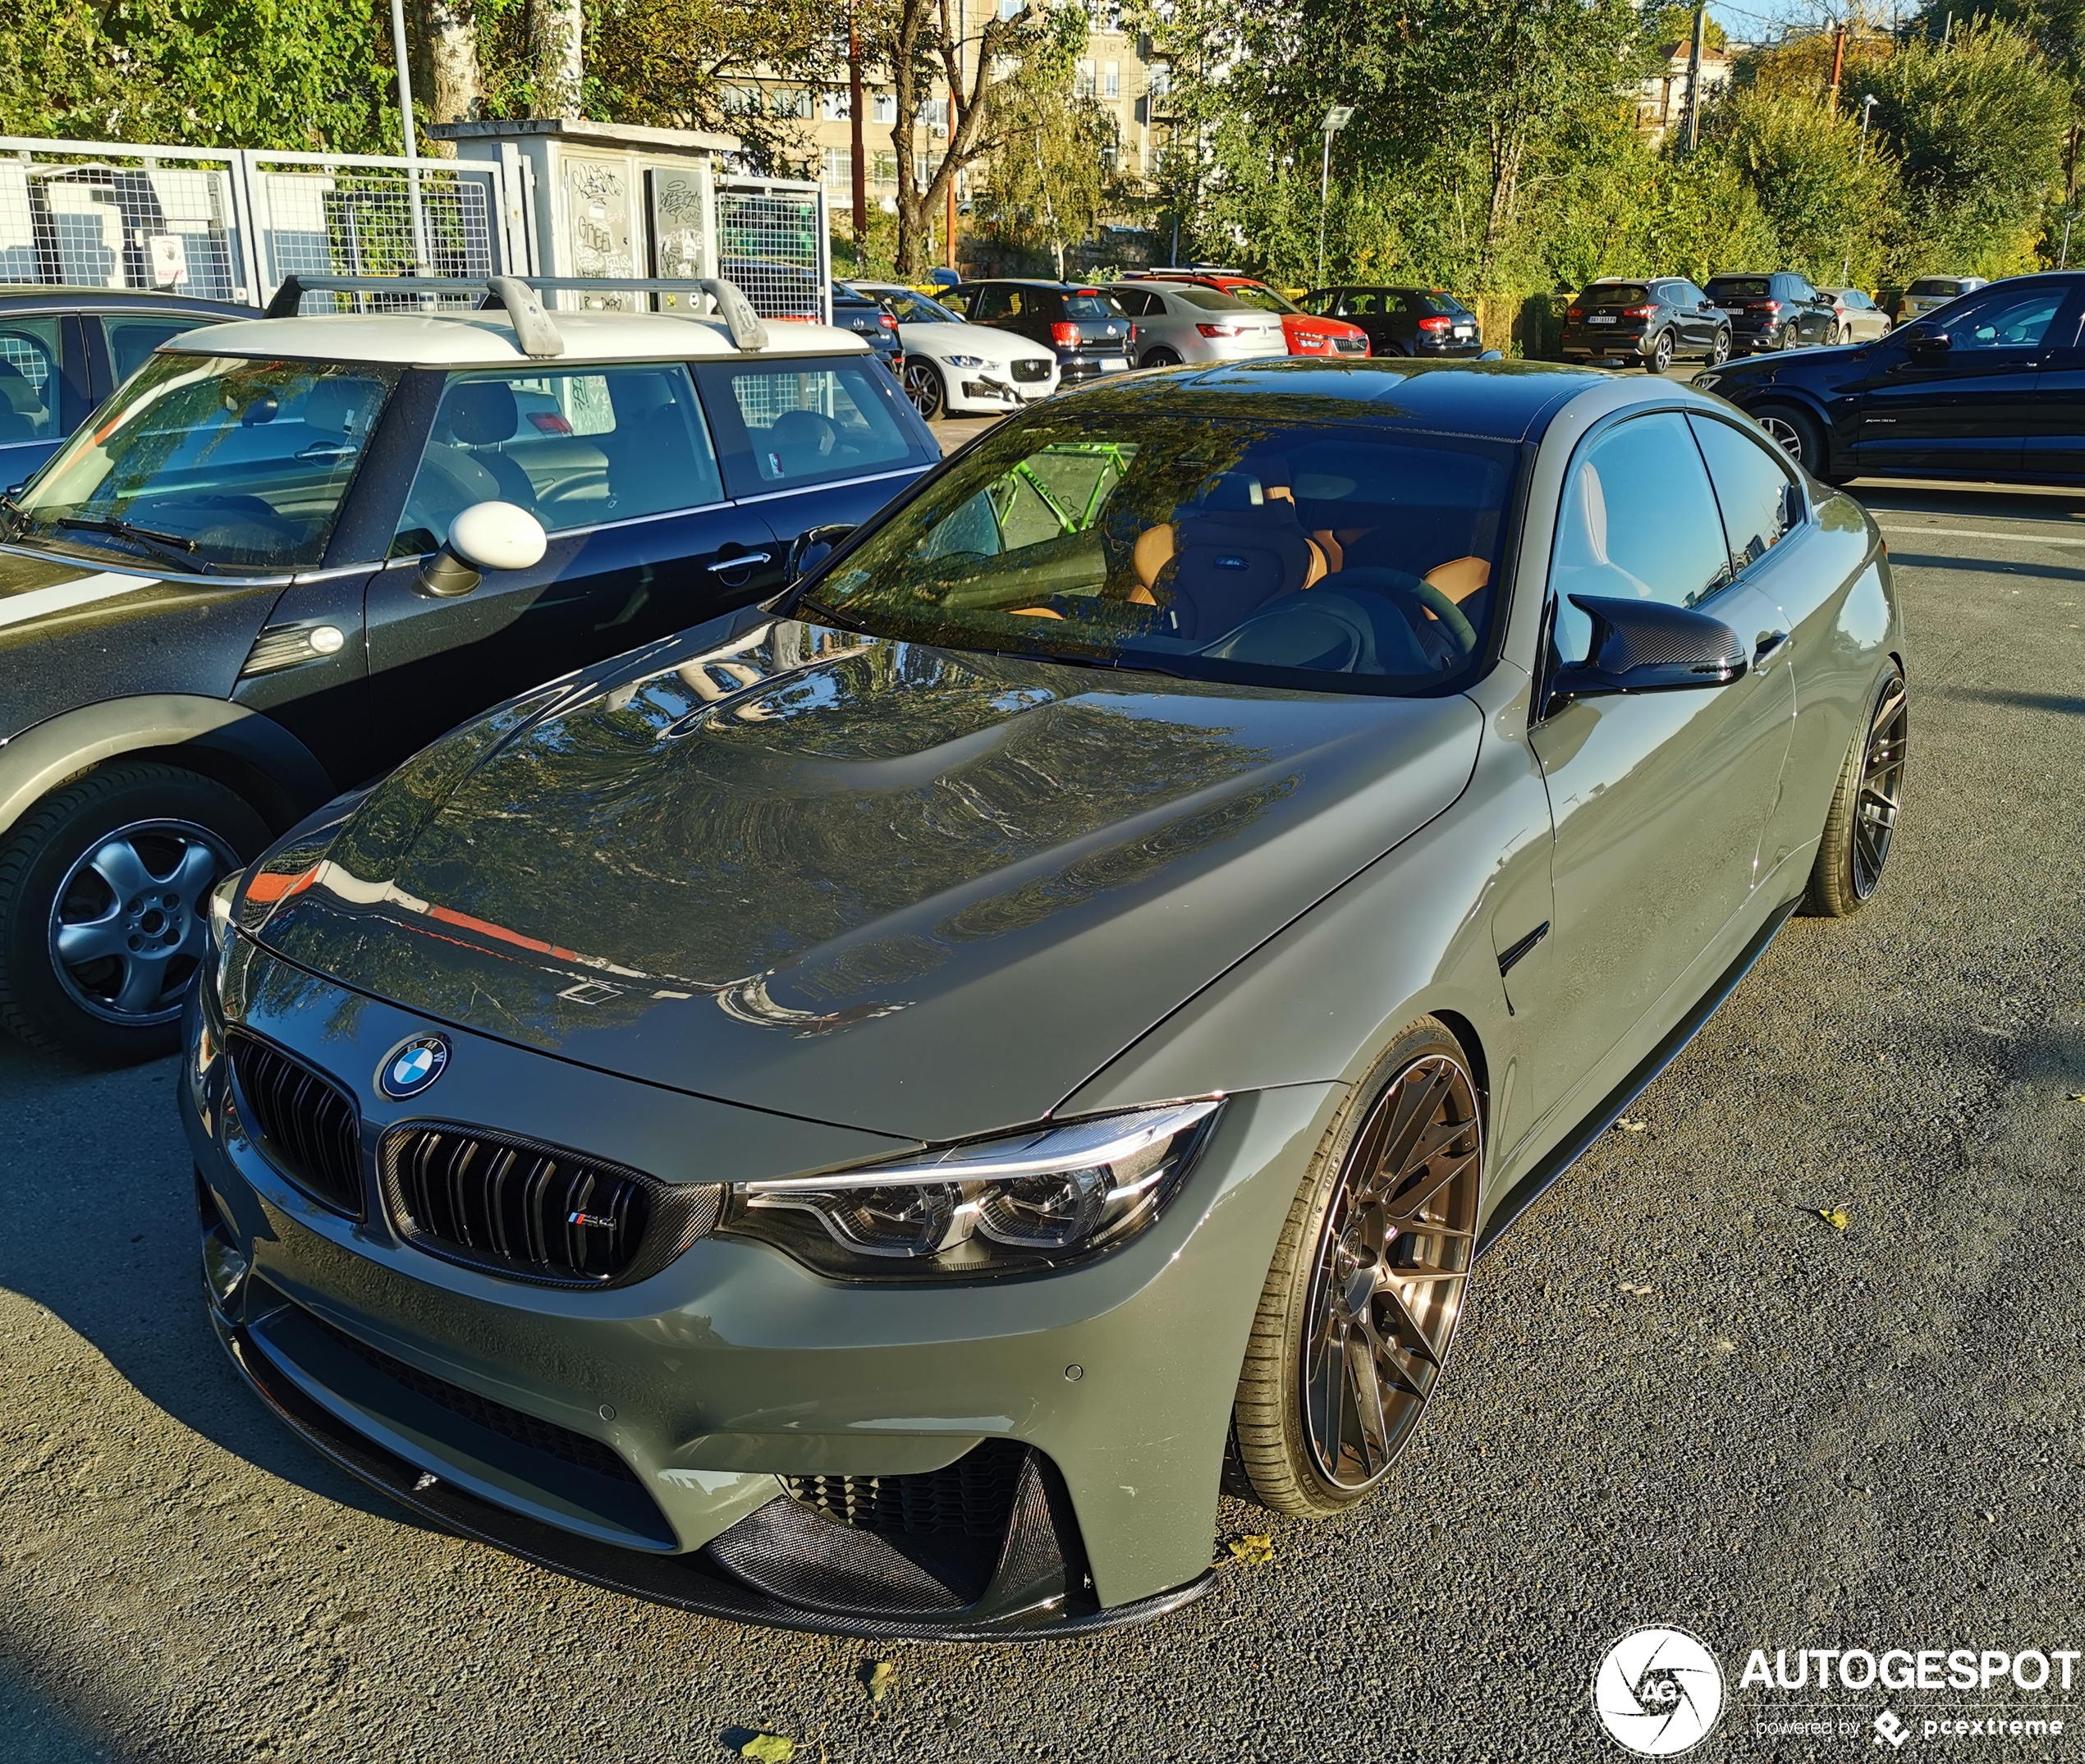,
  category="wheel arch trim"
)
[0,696,334,841]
